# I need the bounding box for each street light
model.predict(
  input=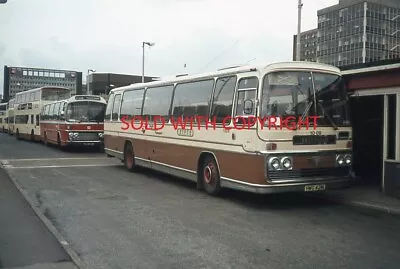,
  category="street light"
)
[87,69,96,94]
[142,41,155,83]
